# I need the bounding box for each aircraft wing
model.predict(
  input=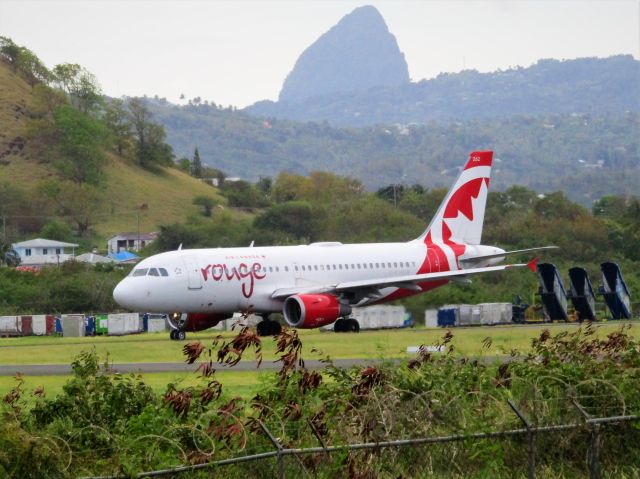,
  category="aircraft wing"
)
[271,263,525,300]
[459,246,558,266]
